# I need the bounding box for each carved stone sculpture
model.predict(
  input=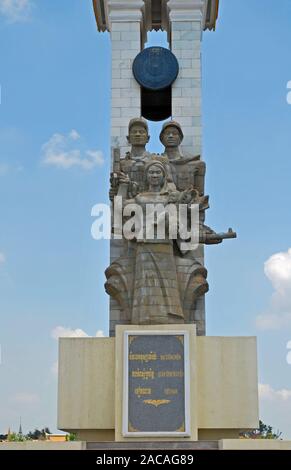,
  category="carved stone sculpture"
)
[105,119,236,327]
[160,120,206,196]
[111,118,175,200]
